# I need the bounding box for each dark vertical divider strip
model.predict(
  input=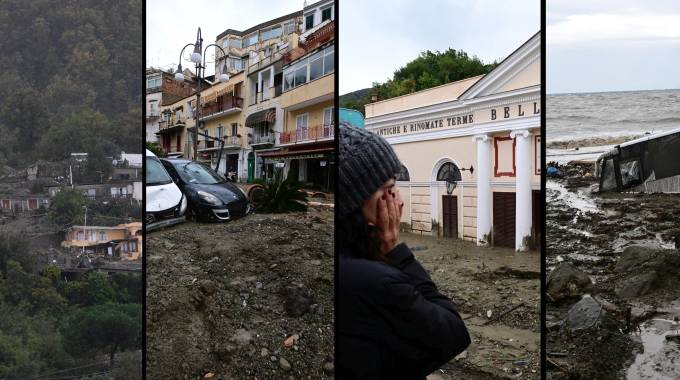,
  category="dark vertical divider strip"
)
[540,0,547,377]
[333,0,340,368]
[141,0,147,376]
